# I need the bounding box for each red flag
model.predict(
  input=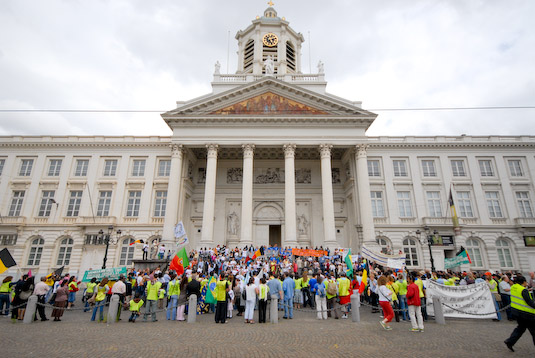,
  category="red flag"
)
[28,269,32,278]
[169,248,189,276]
[358,268,367,294]
[252,249,261,260]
